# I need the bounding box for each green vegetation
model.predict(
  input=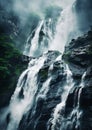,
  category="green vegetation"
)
[0,35,27,94]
